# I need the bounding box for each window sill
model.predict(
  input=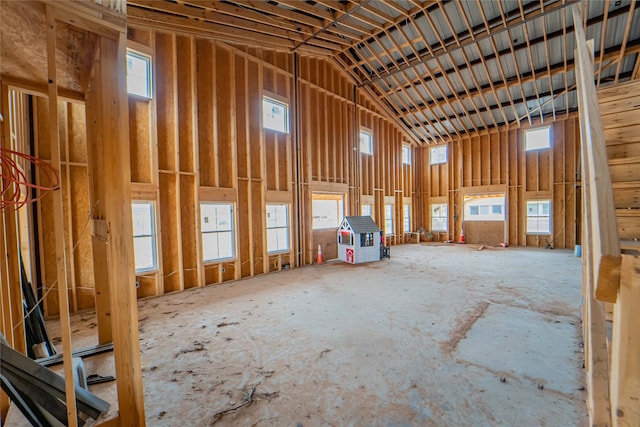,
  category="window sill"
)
[268,250,290,255]
[128,93,152,102]
[203,257,236,265]
[135,269,157,275]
